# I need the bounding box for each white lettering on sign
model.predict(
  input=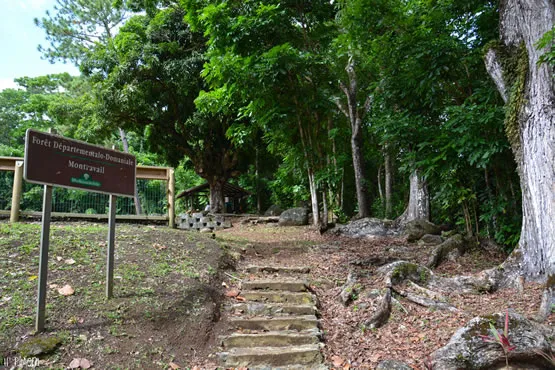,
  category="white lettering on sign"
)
[43,140,135,166]
[68,160,105,174]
